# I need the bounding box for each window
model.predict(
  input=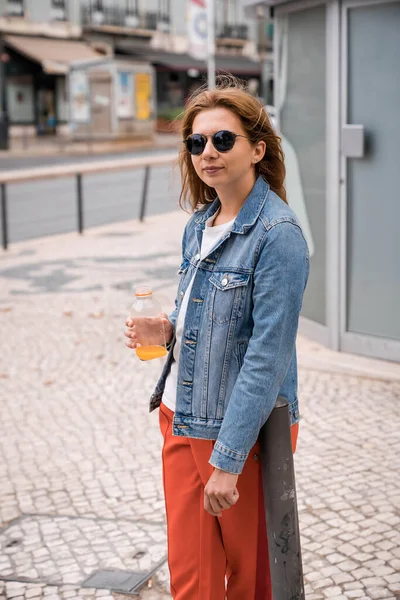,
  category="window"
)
[51,0,67,21]
[91,0,104,11]
[126,0,138,14]
[158,0,170,20]
[6,0,24,17]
